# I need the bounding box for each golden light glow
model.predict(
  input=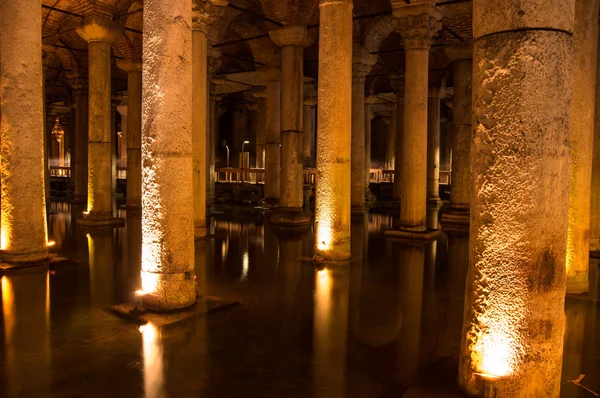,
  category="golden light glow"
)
[2,276,15,347]
[1,229,8,251]
[141,271,160,295]
[474,331,515,377]
[316,220,333,252]
[46,240,56,247]
[140,322,164,398]
[239,251,249,282]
